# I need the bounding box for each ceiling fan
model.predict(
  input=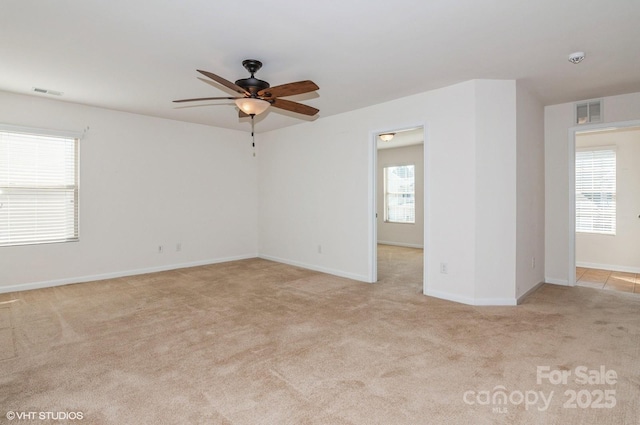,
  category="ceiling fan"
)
[174,59,319,118]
